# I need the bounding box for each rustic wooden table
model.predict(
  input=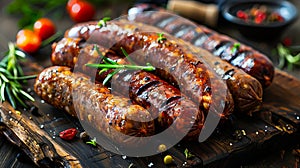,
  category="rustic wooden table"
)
[1,0,300,167]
